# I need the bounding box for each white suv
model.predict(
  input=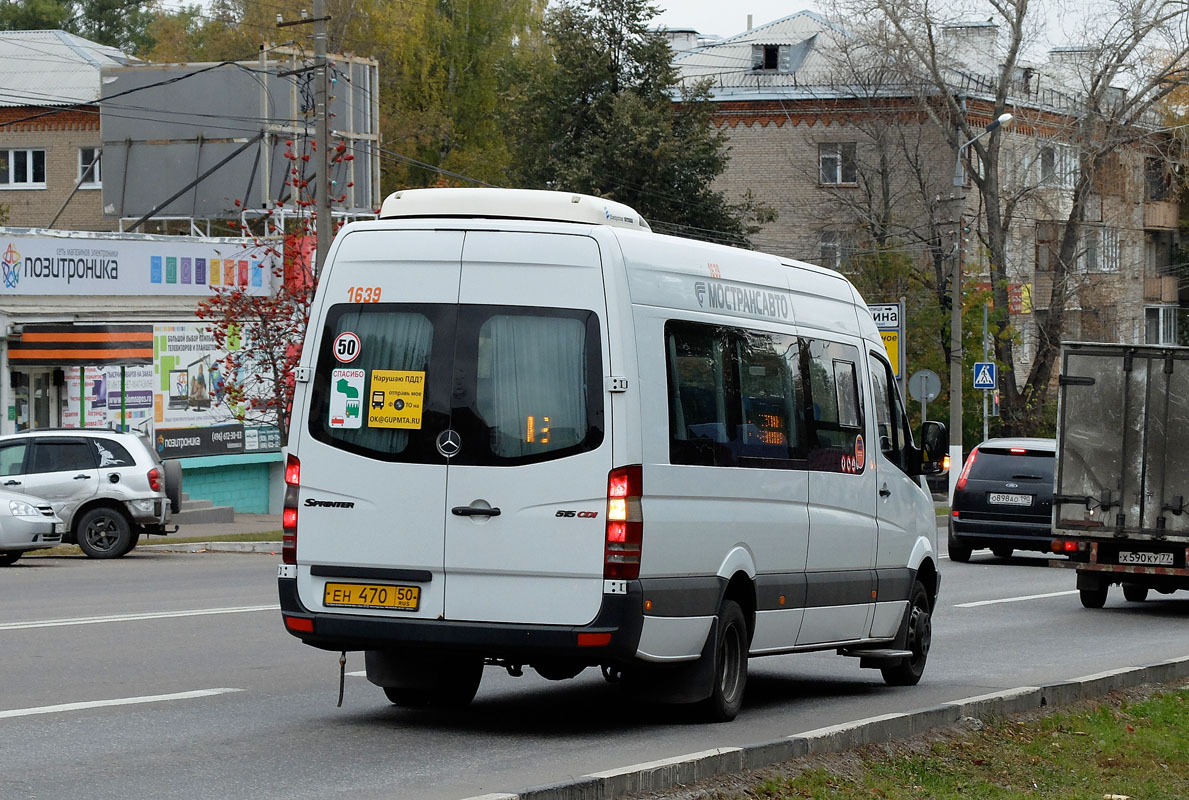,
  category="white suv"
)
[0,429,181,558]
